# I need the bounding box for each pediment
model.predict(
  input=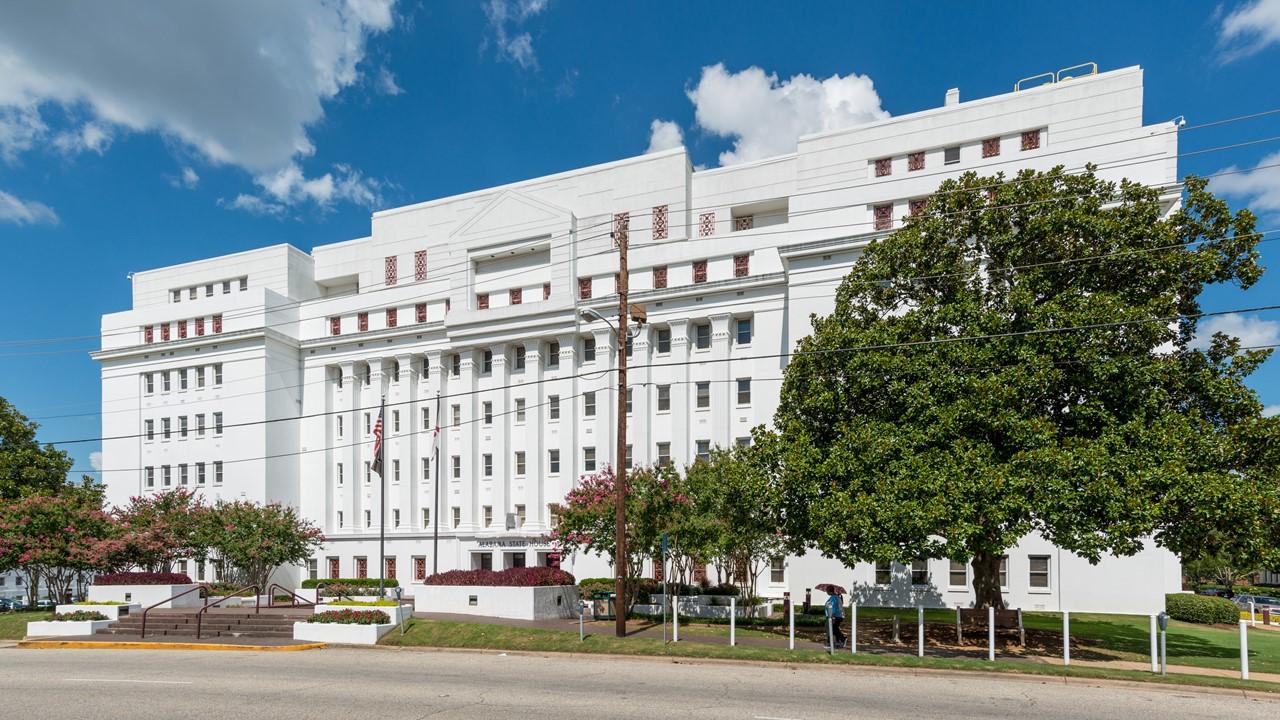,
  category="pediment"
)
[450,189,573,241]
